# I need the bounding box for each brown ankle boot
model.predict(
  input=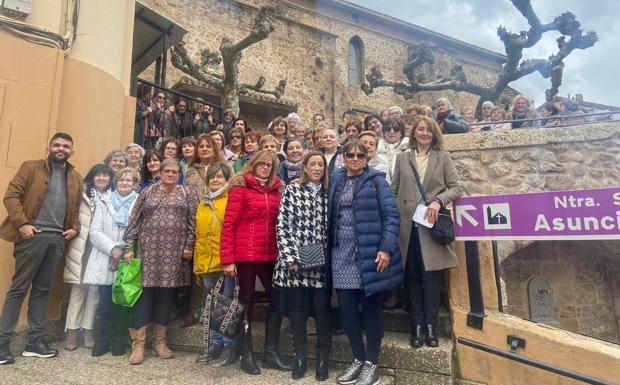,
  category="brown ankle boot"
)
[129,326,147,365]
[65,329,78,351]
[153,323,173,359]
